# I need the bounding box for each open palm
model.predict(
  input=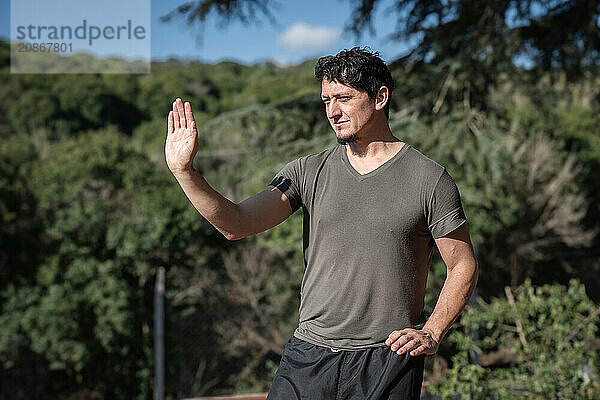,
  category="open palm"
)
[165,98,199,173]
